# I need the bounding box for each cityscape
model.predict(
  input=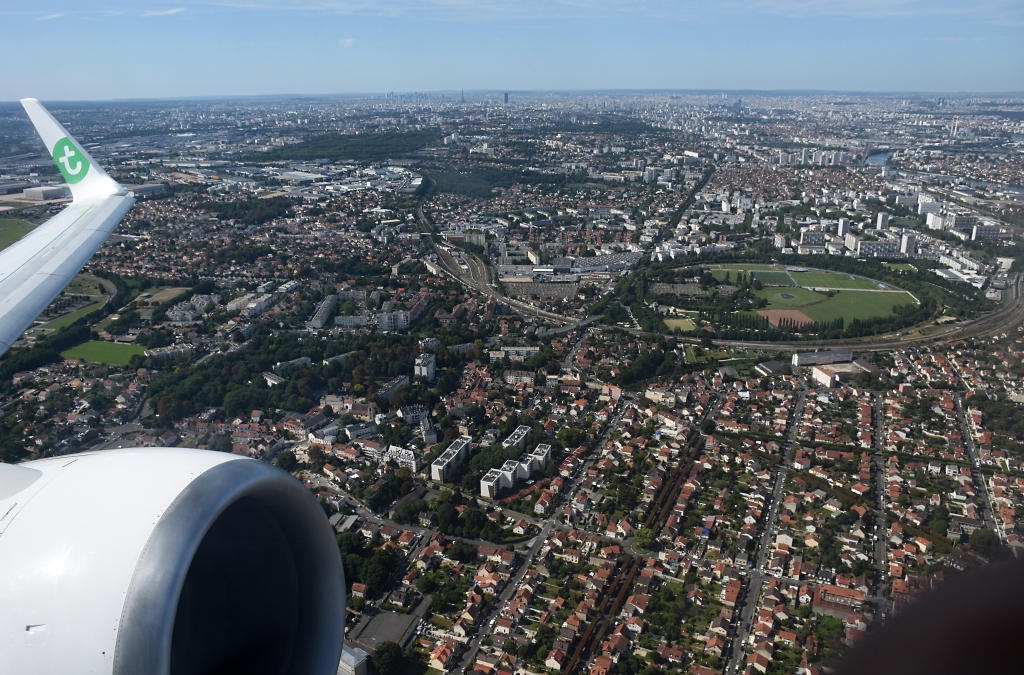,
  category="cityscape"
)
[1,84,1024,675]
